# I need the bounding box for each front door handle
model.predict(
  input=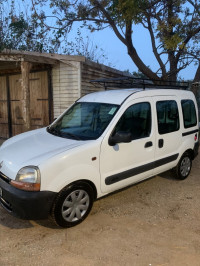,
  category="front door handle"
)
[158,139,164,148]
[145,141,153,148]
